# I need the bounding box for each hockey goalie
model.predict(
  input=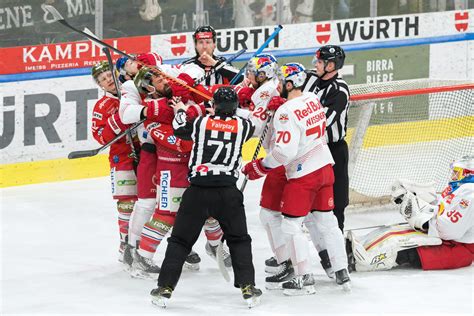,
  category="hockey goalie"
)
[348,156,473,271]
